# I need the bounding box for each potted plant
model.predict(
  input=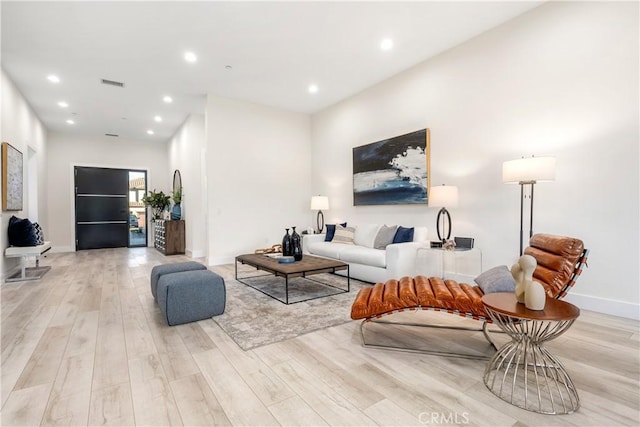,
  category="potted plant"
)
[171,189,182,220]
[172,188,182,205]
[142,189,171,221]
